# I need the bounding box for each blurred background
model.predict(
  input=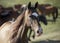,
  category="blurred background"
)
[0,0,60,43]
[0,0,60,7]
